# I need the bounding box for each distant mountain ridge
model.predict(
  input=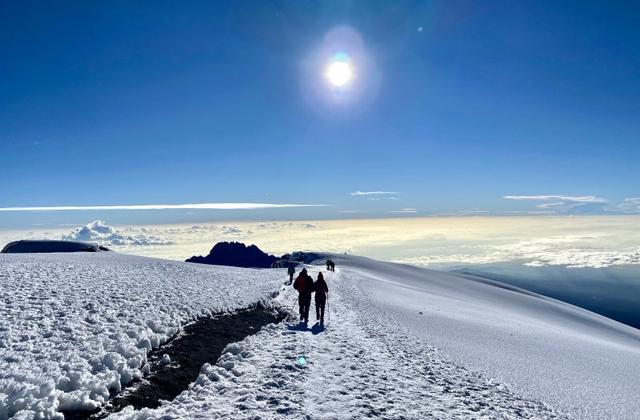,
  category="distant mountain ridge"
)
[185,242,277,268]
